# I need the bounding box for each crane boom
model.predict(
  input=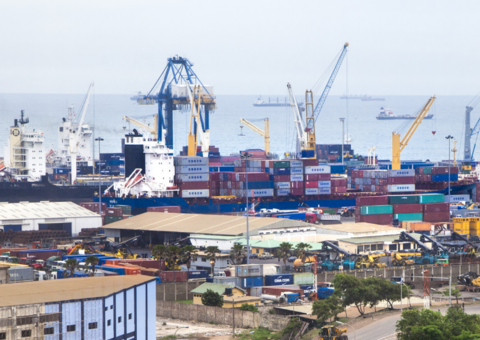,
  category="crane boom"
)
[287,83,307,157]
[239,118,270,155]
[314,43,349,121]
[392,95,436,170]
[304,90,316,158]
[123,116,158,139]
